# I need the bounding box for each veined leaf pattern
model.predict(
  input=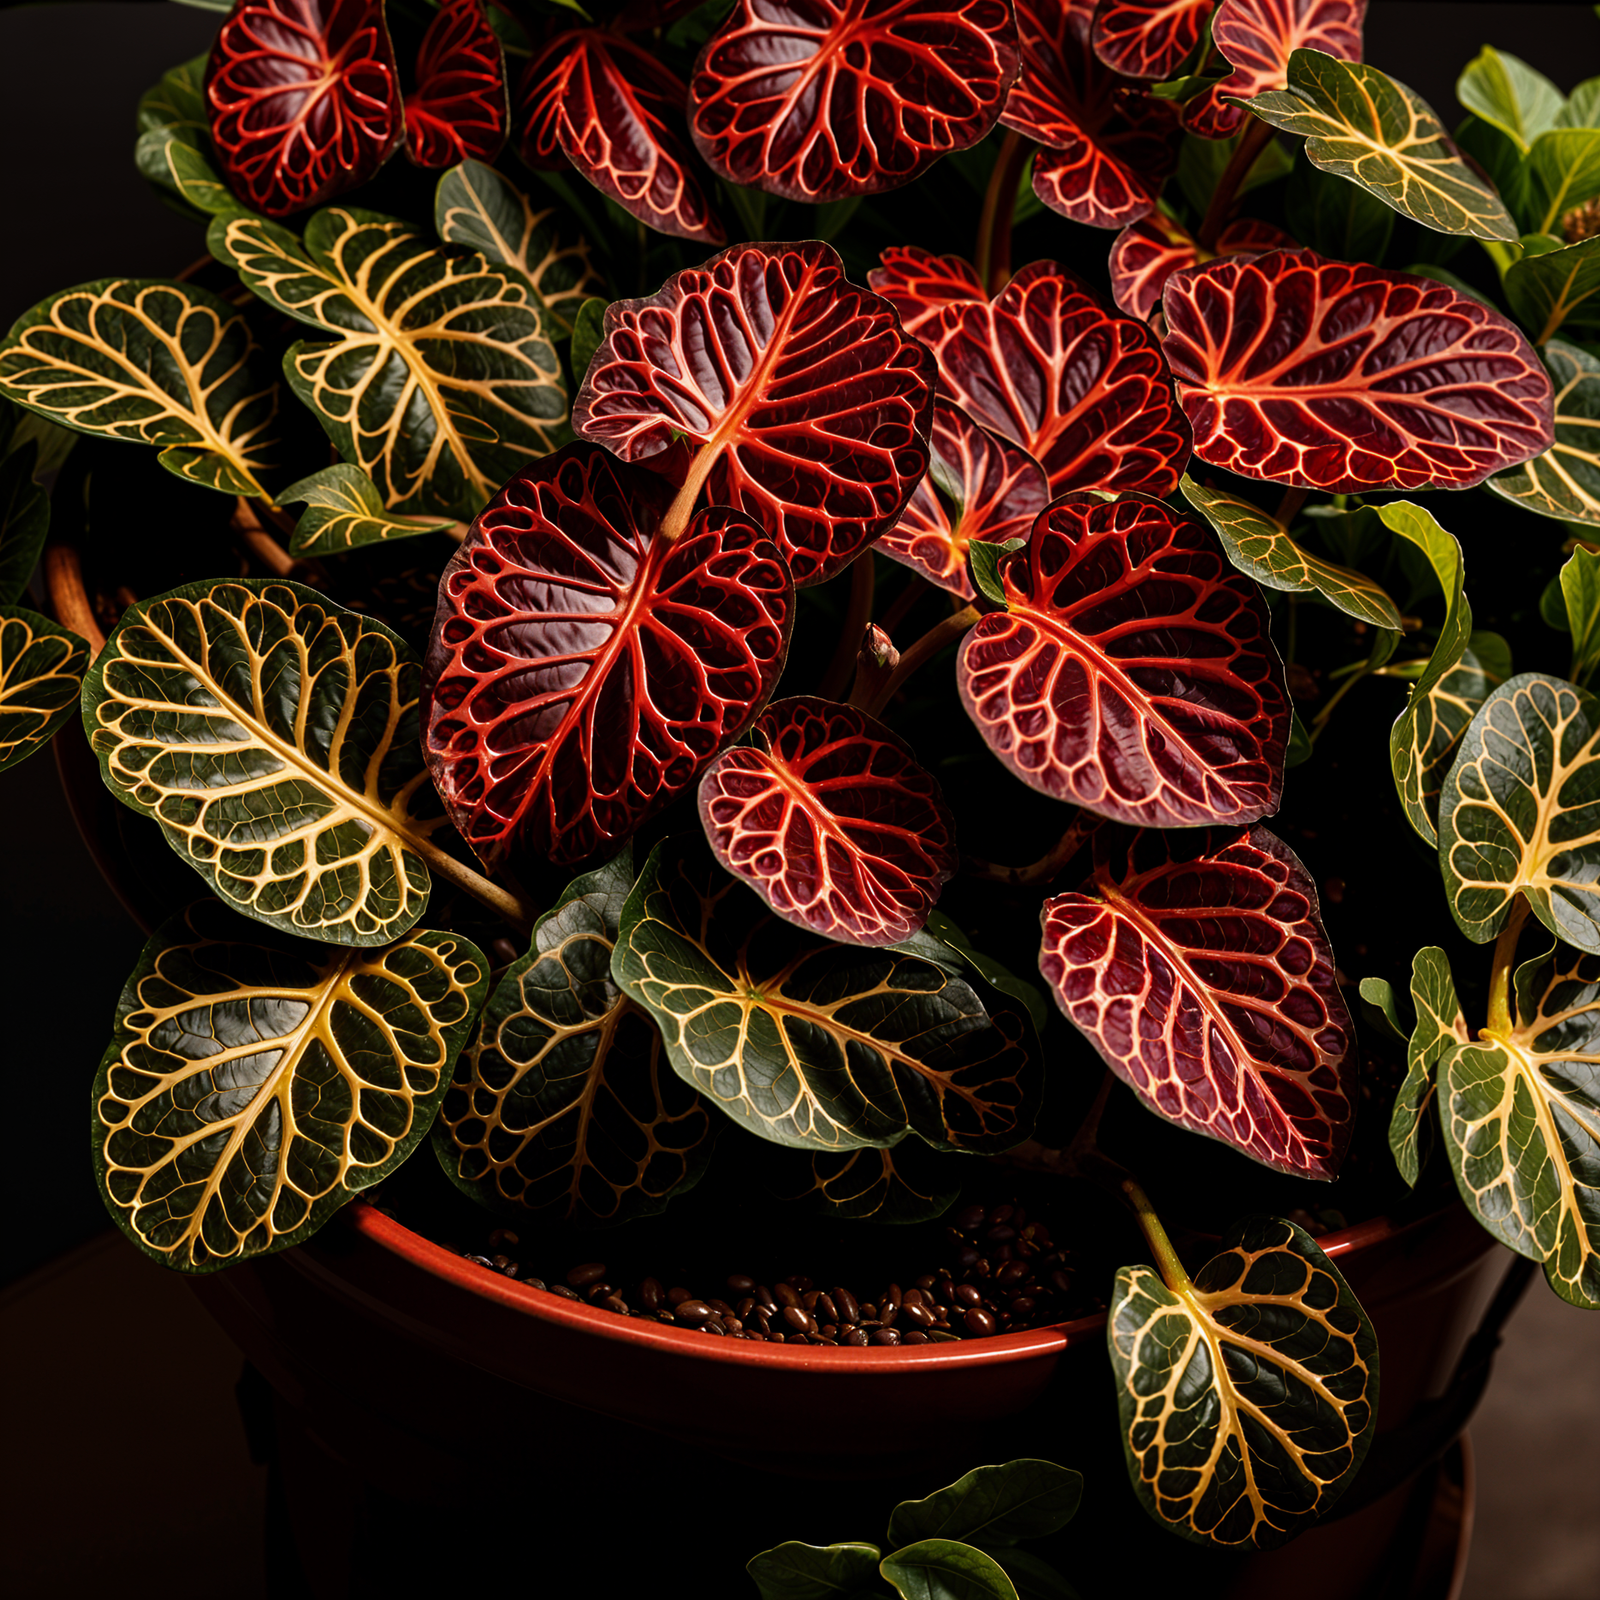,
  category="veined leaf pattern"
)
[1505,238,1600,352]
[278,463,456,556]
[0,609,89,775]
[1388,946,1467,1188]
[1487,341,1600,526]
[764,1139,968,1223]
